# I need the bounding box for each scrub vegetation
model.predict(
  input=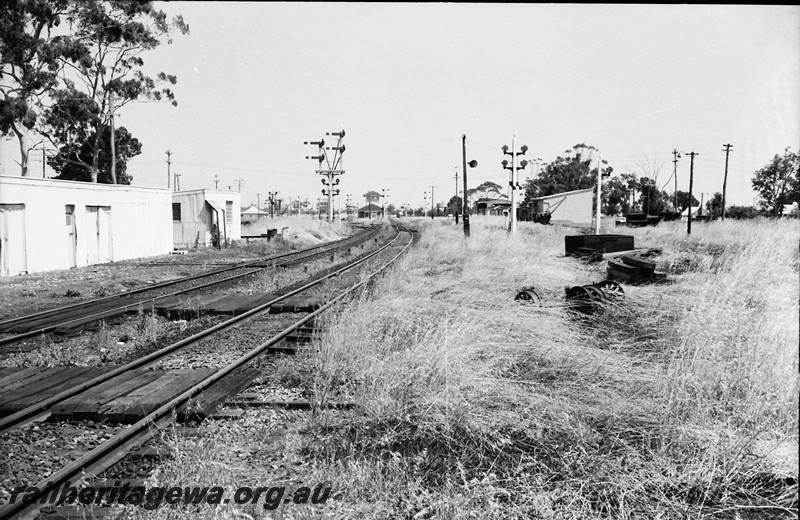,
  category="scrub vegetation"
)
[129,216,797,519]
[291,217,798,518]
